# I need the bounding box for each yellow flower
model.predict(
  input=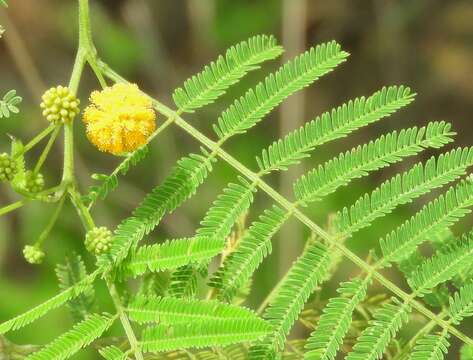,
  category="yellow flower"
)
[83,83,156,155]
